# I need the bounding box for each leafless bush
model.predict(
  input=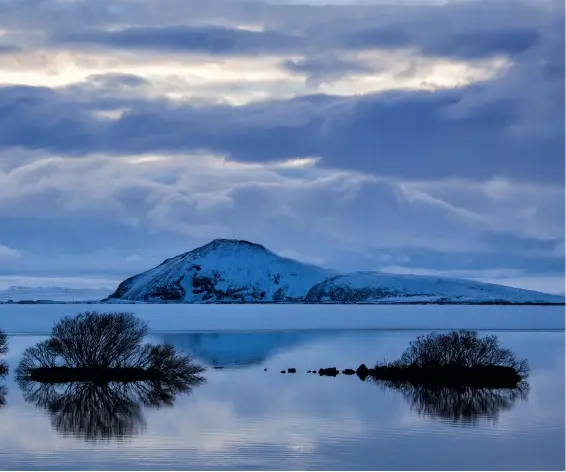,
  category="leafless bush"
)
[395,330,529,377]
[16,311,206,440]
[0,328,7,356]
[0,328,8,378]
[48,311,147,368]
[16,312,206,381]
